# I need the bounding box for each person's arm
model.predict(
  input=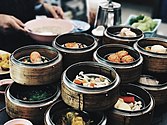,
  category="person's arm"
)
[36,0,64,19]
[0,14,26,33]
